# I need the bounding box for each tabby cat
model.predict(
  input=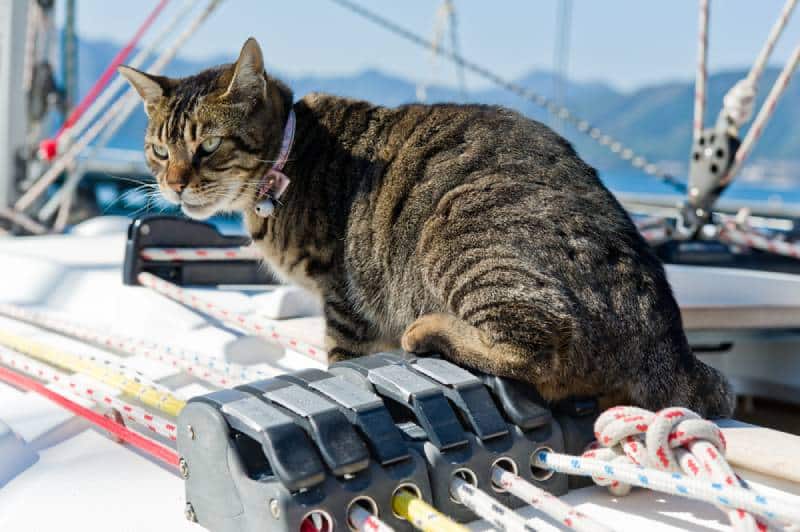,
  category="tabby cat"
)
[120,38,734,417]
